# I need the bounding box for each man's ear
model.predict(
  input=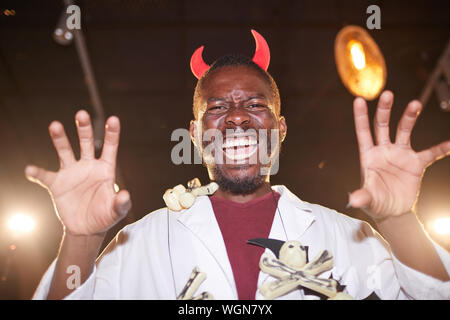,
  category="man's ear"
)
[190,119,205,165]
[190,120,199,147]
[279,116,287,142]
